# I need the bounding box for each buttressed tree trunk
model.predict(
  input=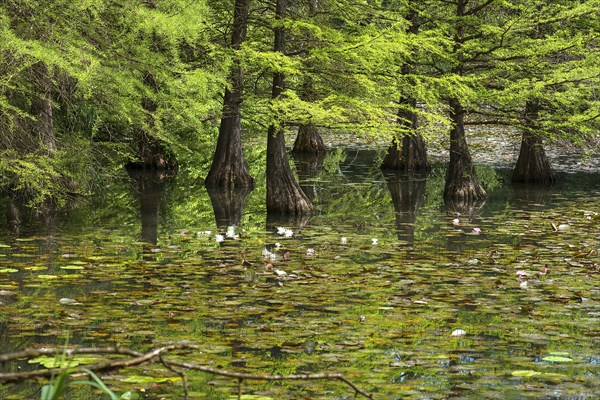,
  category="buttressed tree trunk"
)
[31,62,56,154]
[267,0,313,215]
[443,98,486,202]
[205,0,253,188]
[511,101,555,185]
[381,9,429,172]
